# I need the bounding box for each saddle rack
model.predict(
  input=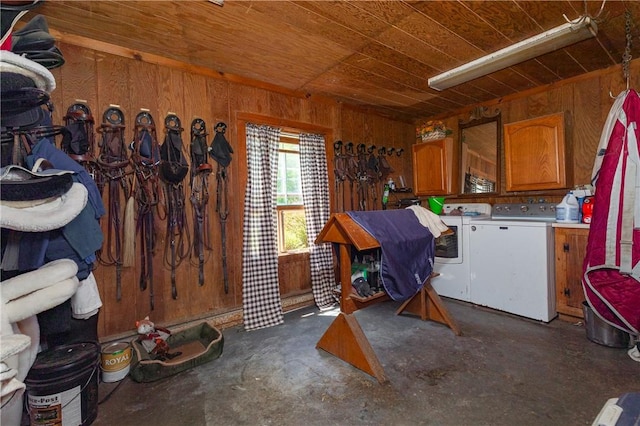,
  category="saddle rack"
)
[315,213,460,383]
